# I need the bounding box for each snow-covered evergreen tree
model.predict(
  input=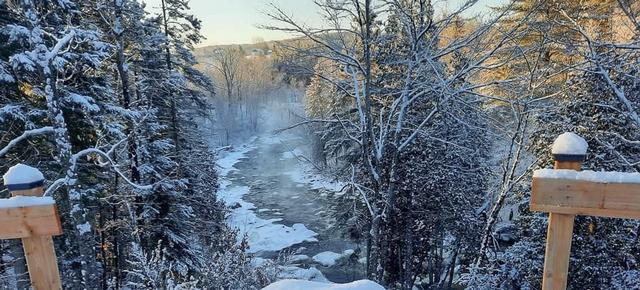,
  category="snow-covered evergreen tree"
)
[0,0,244,288]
